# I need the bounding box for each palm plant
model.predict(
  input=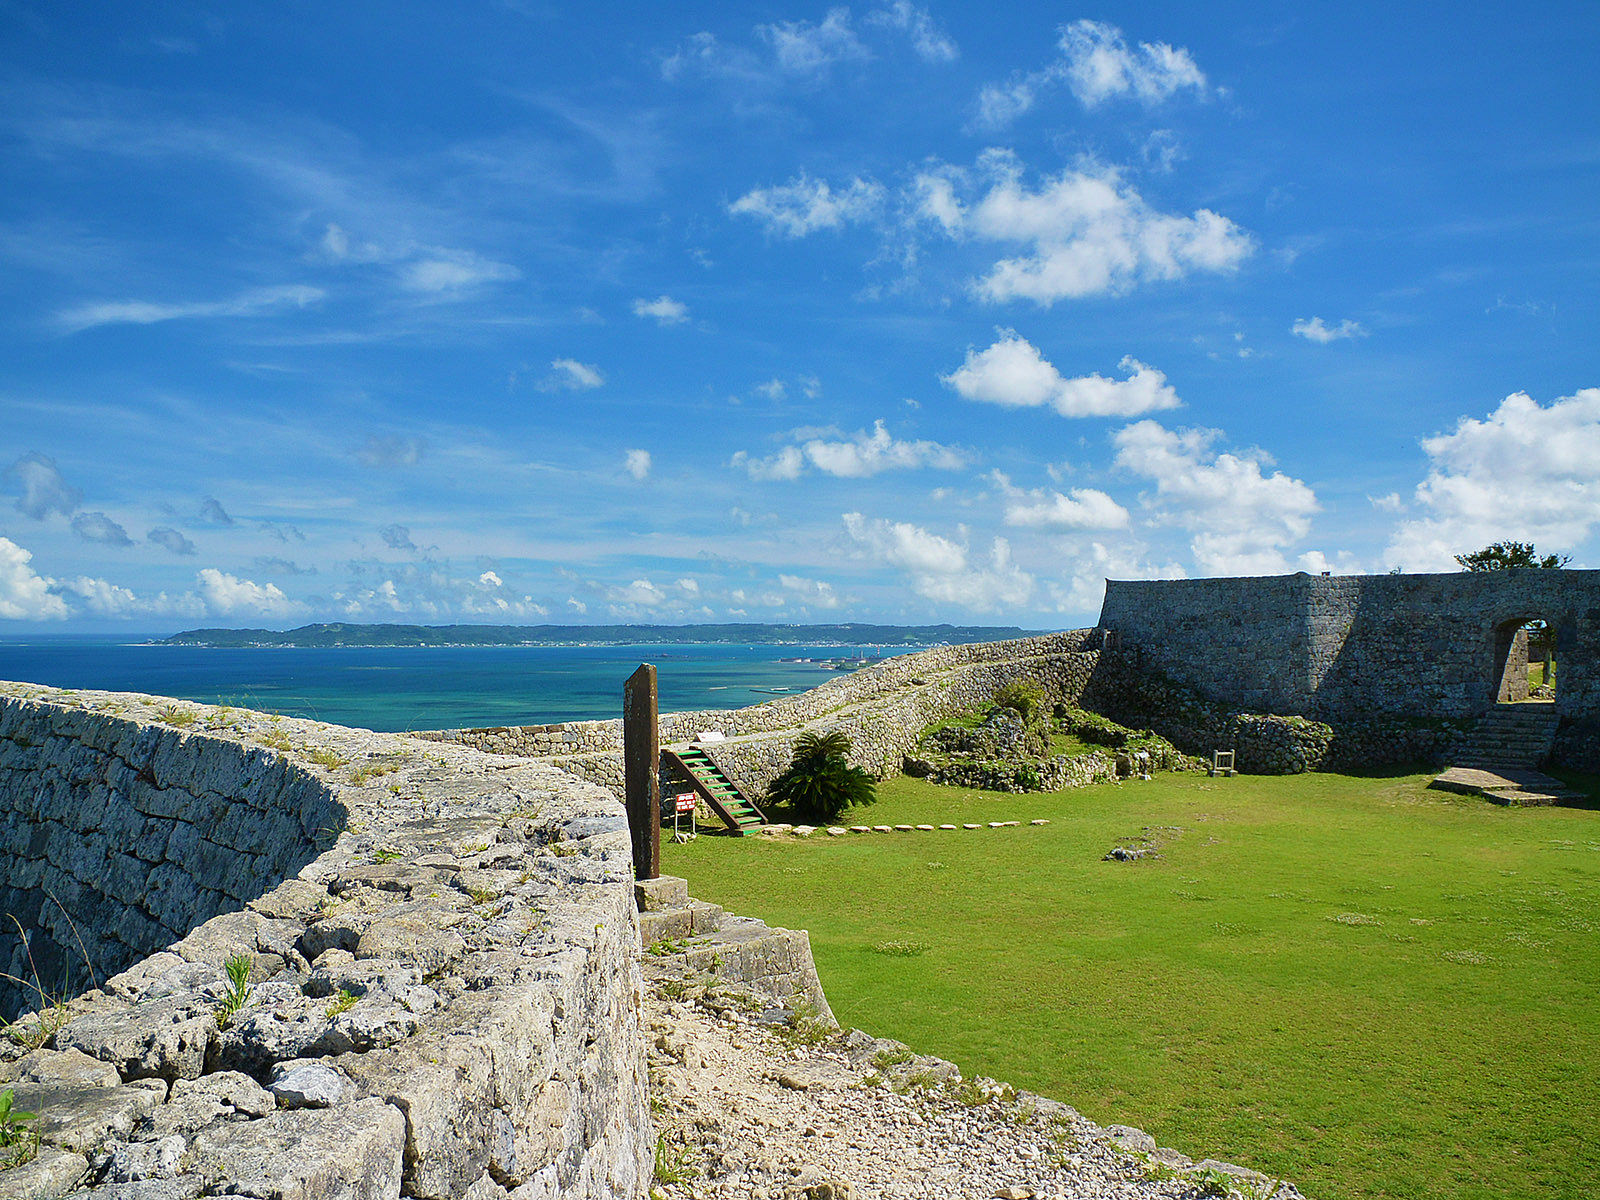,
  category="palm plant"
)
[765,731,877,822]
